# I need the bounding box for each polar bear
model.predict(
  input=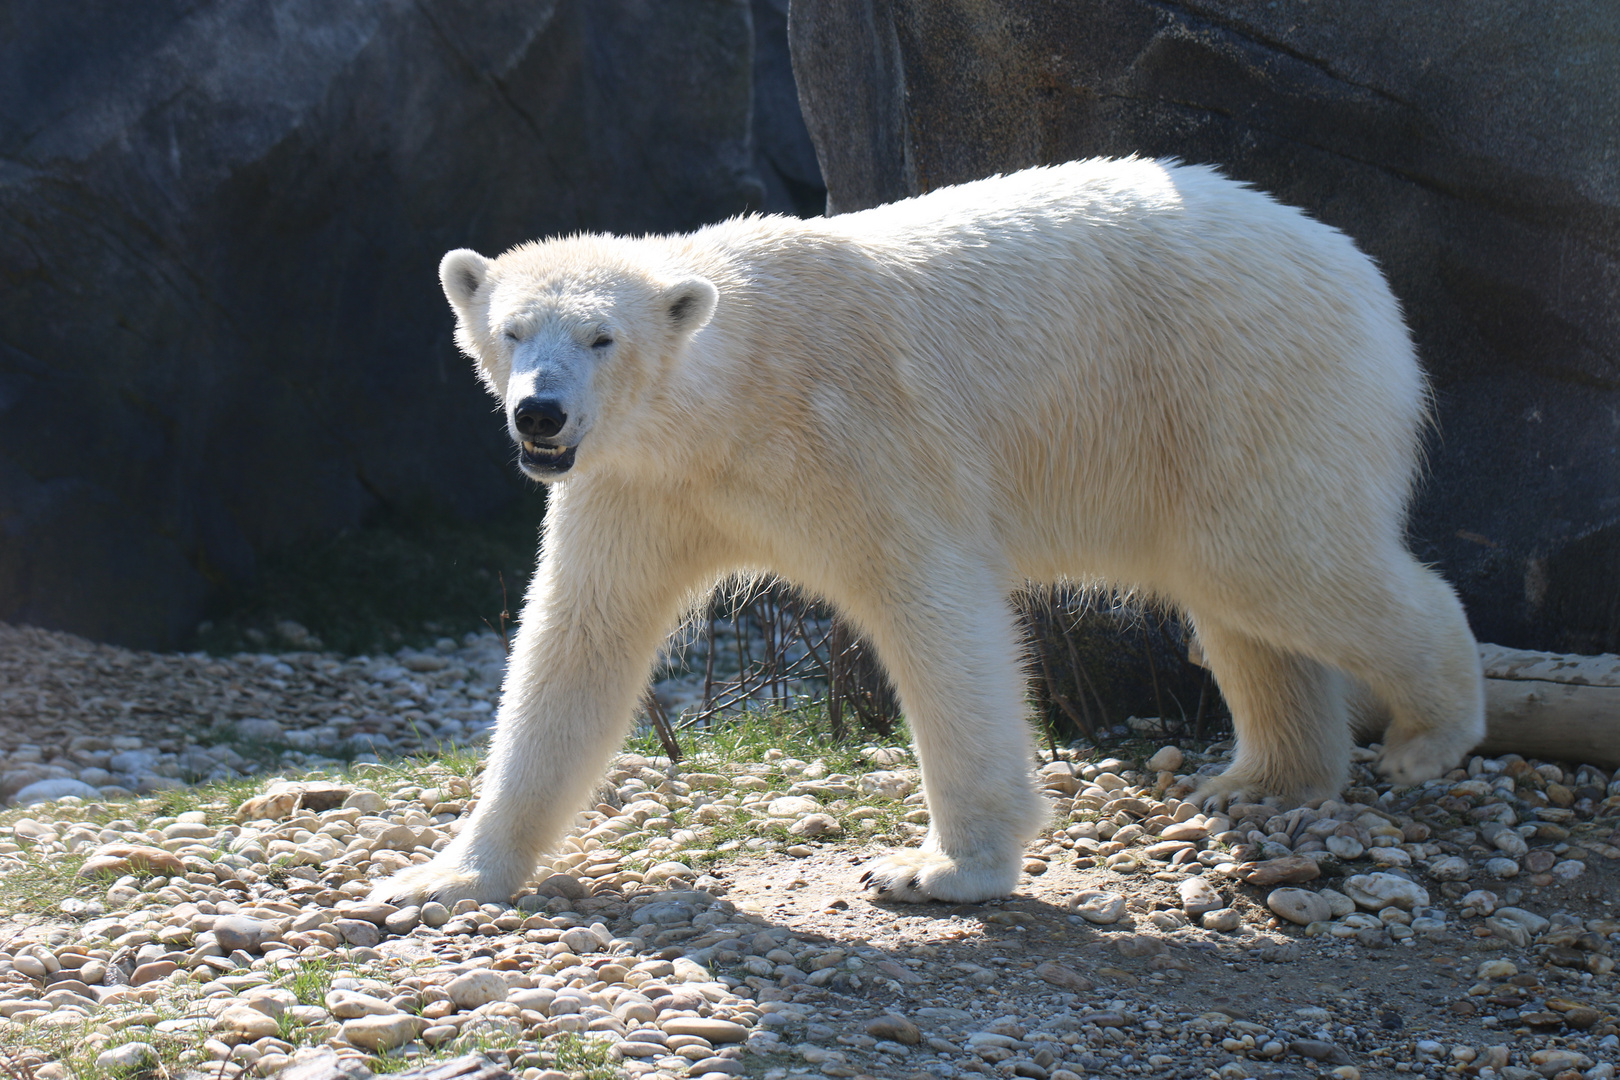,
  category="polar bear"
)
[373,157,1484,907]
